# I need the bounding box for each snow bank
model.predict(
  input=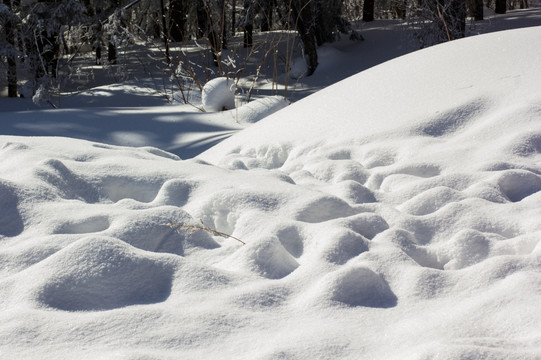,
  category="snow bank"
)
[232,95,290,124]
[1,26,541,359]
